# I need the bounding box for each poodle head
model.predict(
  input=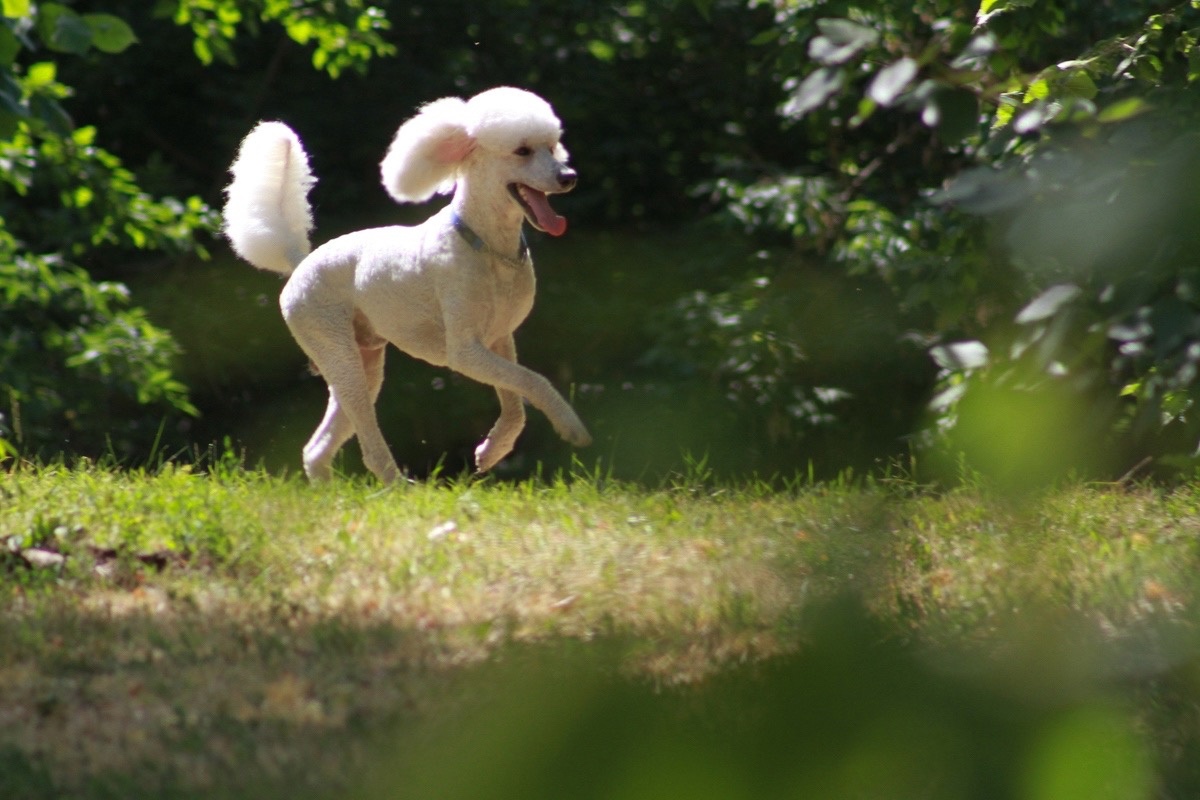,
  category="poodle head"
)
[380,87,576,236]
